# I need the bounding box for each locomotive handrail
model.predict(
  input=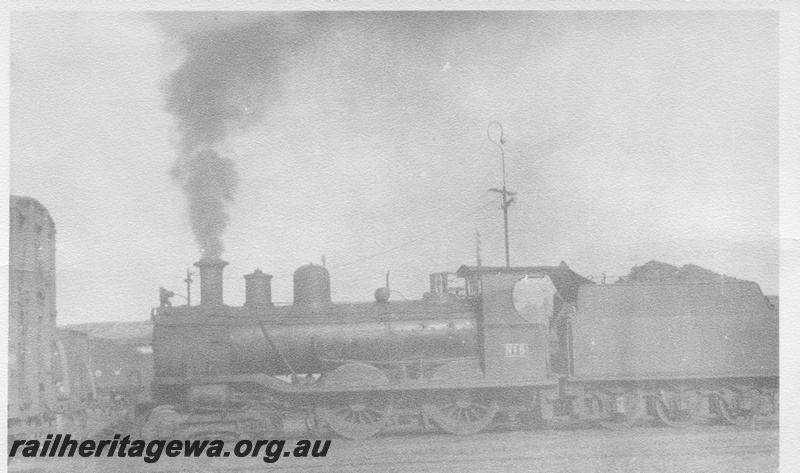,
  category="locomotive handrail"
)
[258,321,298,377]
